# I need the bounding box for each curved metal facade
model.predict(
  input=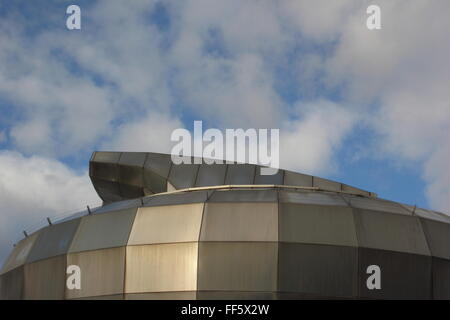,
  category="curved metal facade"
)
[1,152,450,300]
